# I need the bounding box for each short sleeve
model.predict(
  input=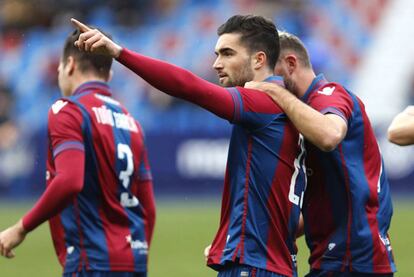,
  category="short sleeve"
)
[228,87,284,130]
[48,100,84,158]
[307,83,354,124]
